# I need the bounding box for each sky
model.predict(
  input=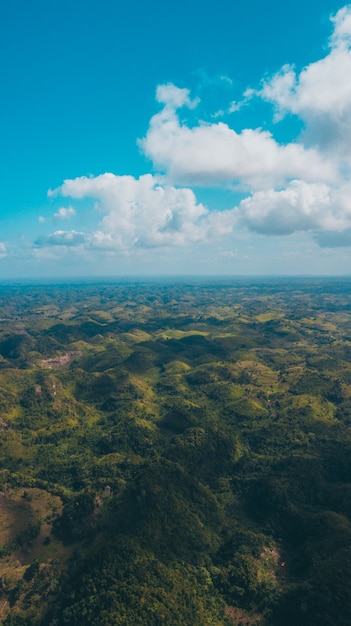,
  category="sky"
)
[1,0,351,278]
